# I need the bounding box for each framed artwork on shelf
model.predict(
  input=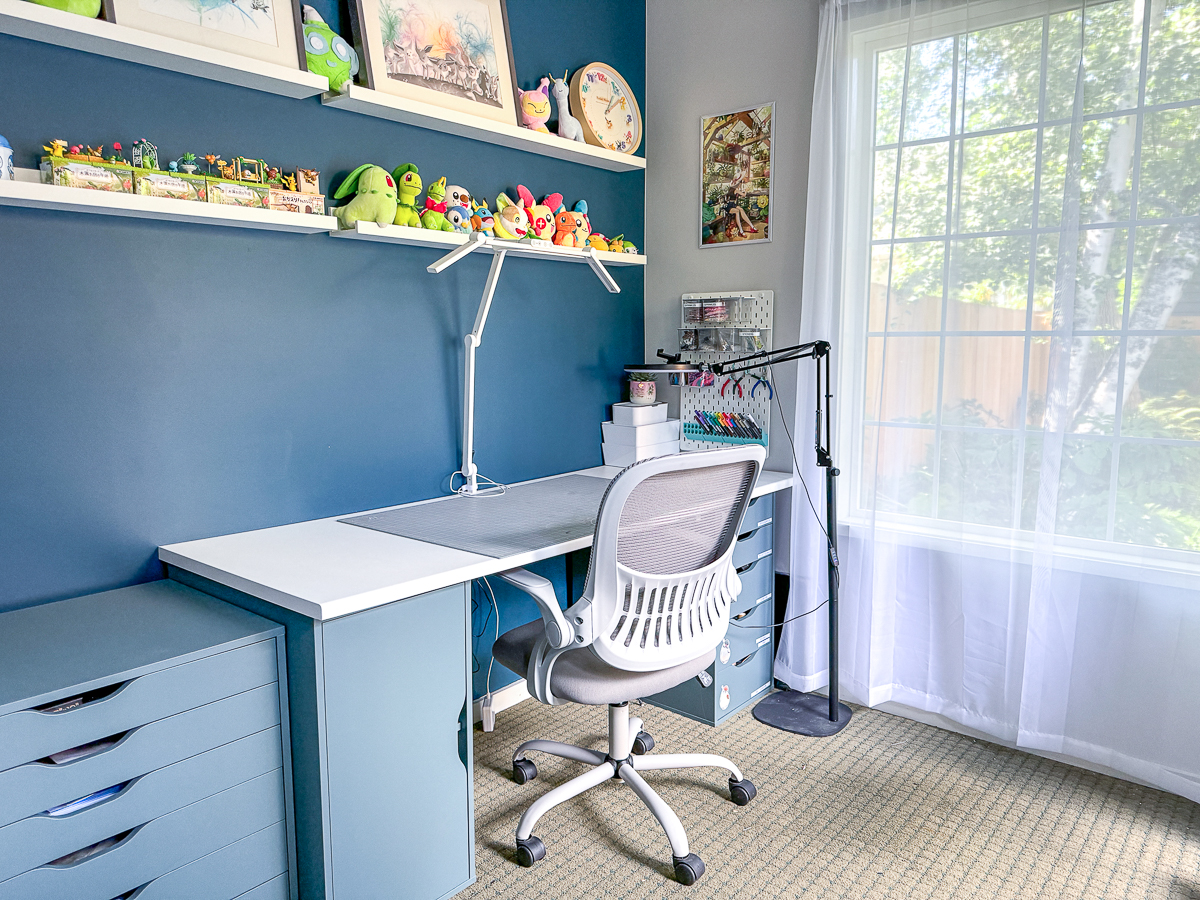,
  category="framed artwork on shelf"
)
[699,102,773,248]
[101,0,302,68]
[349,0,519,127]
